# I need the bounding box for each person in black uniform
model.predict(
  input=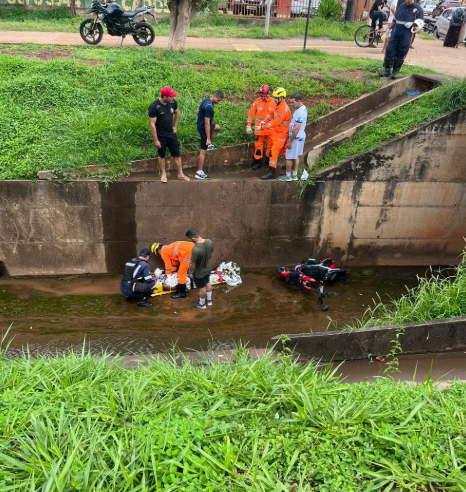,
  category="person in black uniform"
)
[369,0,388,47]
[380,0,424,79]
[120,248,156,308]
